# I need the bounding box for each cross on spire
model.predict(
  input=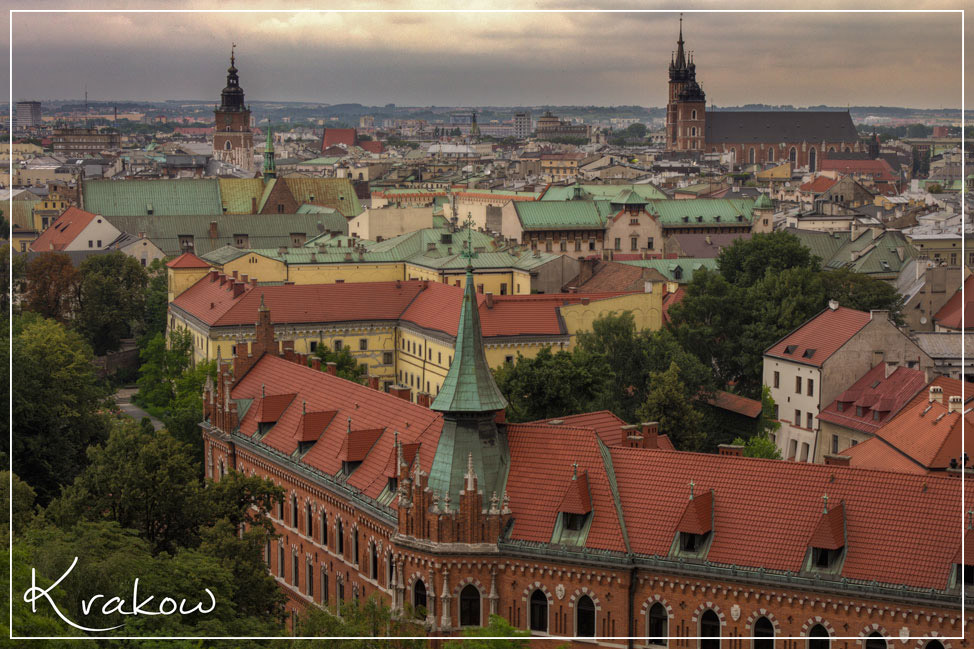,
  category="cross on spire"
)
[460,213,477,269]
[231,42,236,66]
